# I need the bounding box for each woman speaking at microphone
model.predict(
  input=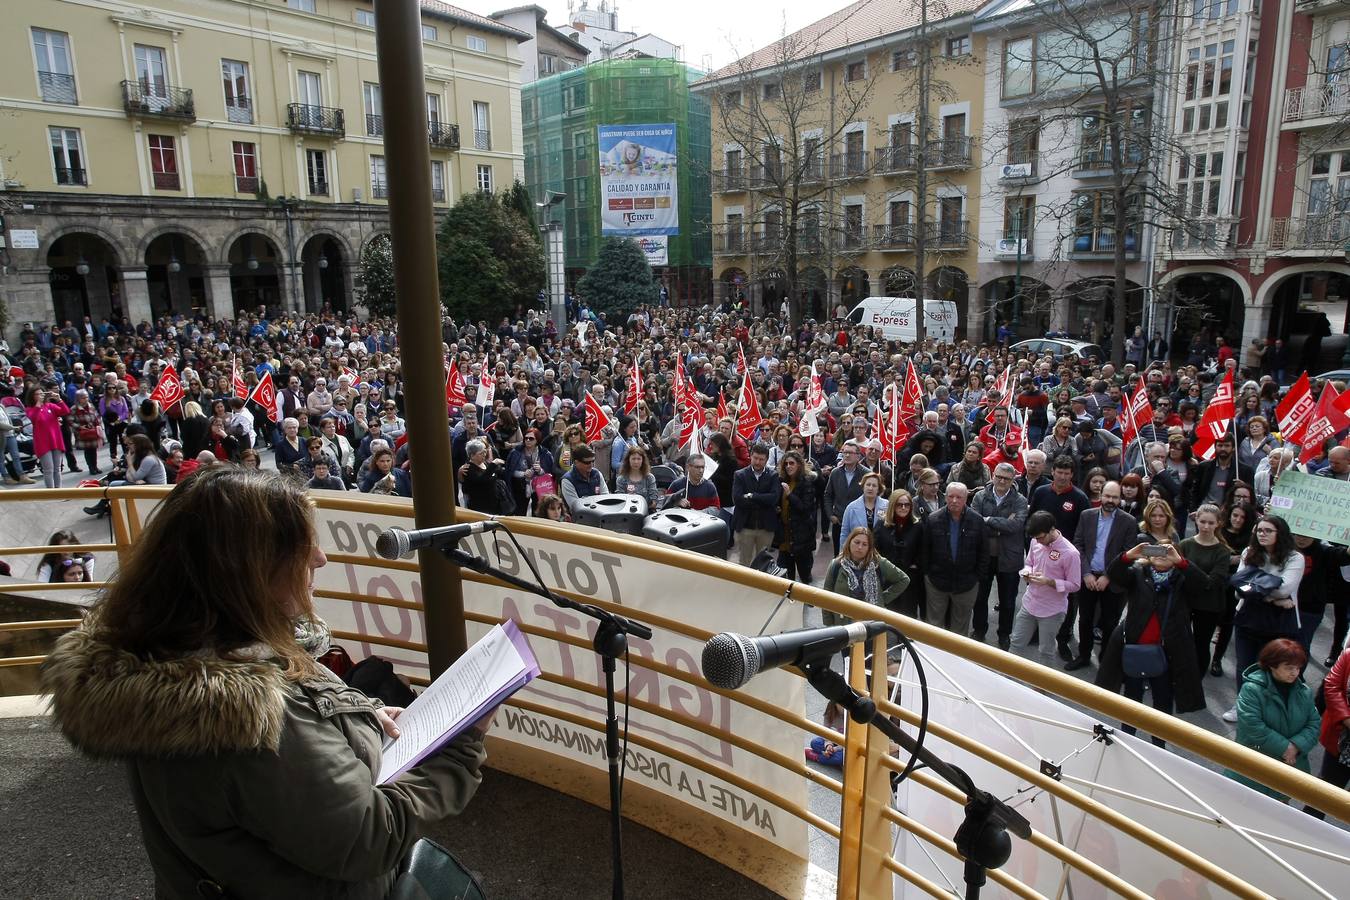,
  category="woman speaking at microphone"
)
[43,466,489,898]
